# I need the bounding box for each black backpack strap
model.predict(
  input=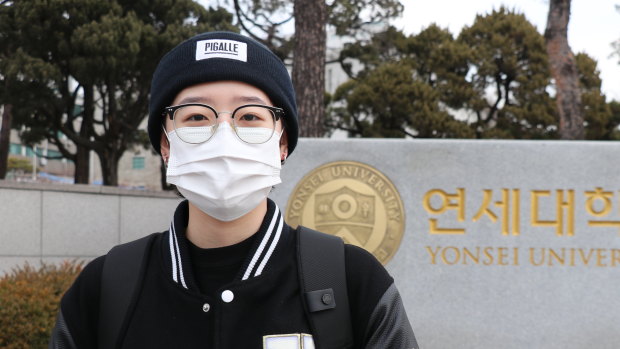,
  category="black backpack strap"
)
[297,226,354,349]
[98,233,157,349]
